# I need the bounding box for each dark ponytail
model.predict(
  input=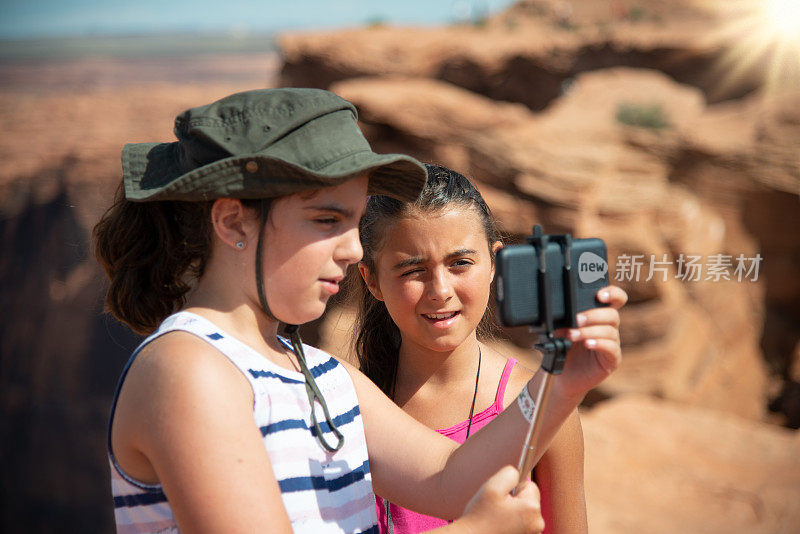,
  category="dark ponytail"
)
[353,163,501,397]
[353,284,402,397]
[93,184,214,335]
